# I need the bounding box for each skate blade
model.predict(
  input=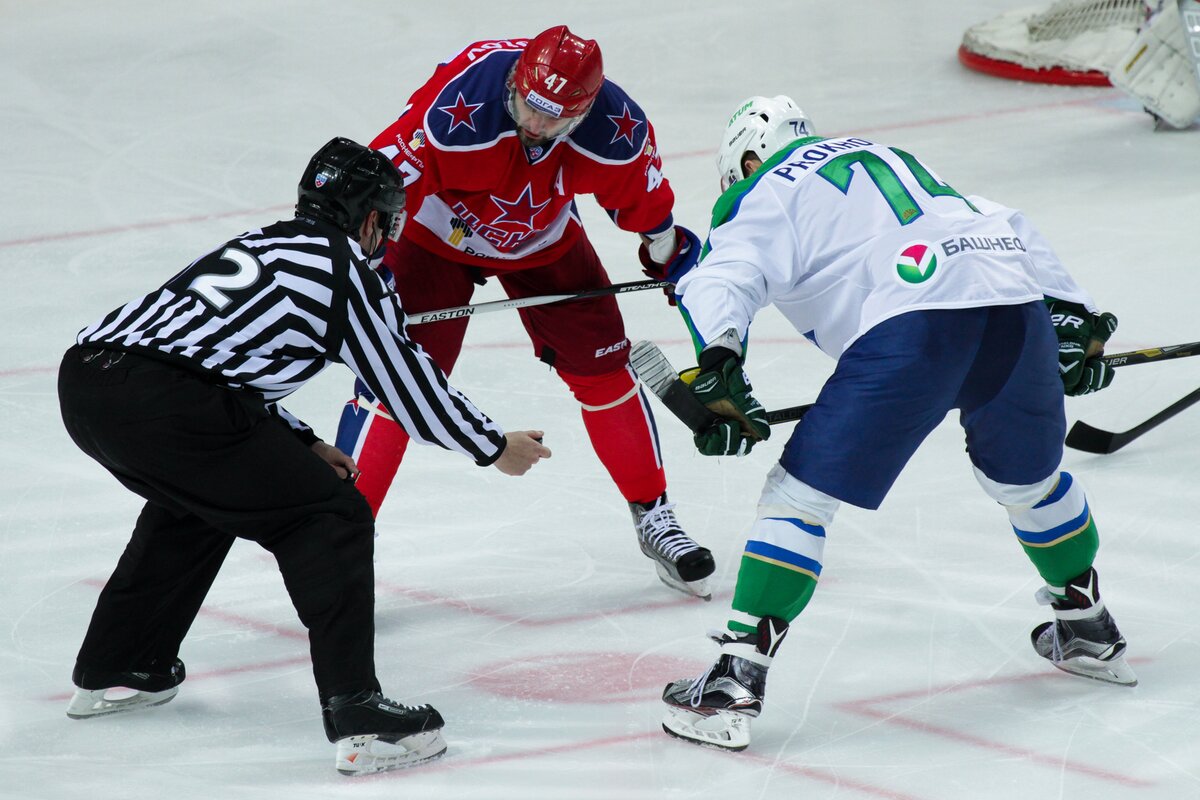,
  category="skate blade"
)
[1052,654,1139,687]
[661,706,751,751]
[335,730,447,776]
[66,686,179,719]
[652,563,712,601]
